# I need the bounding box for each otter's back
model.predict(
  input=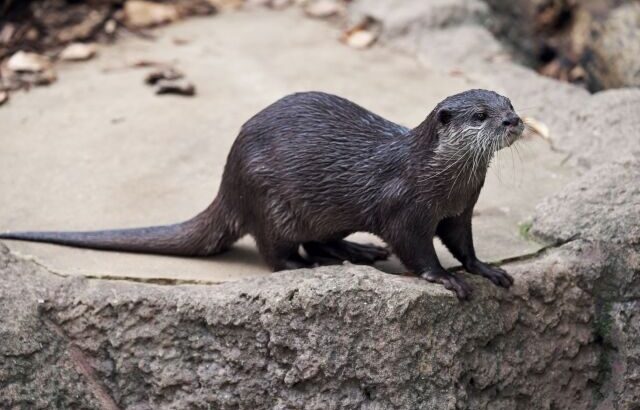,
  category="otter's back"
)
[222,92,409,231]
